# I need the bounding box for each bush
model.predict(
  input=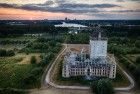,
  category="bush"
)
[22,67,43,88]
[135,40,140,48]
[0,89,26,94]
[30,56,36,64]
[0,49,6,56]
[7,50,15,56]
[128,64,136,71]
[136,57,140,64]
[133,65,140,80]
[0,49,15,57]
[30,67,43,76]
